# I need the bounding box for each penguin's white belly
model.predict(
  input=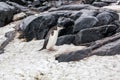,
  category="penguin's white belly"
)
[46,30,58,49]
